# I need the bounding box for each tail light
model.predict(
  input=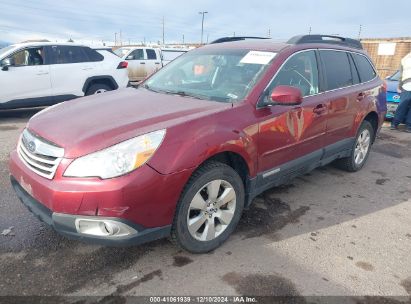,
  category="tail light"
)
[117,61,128,69]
